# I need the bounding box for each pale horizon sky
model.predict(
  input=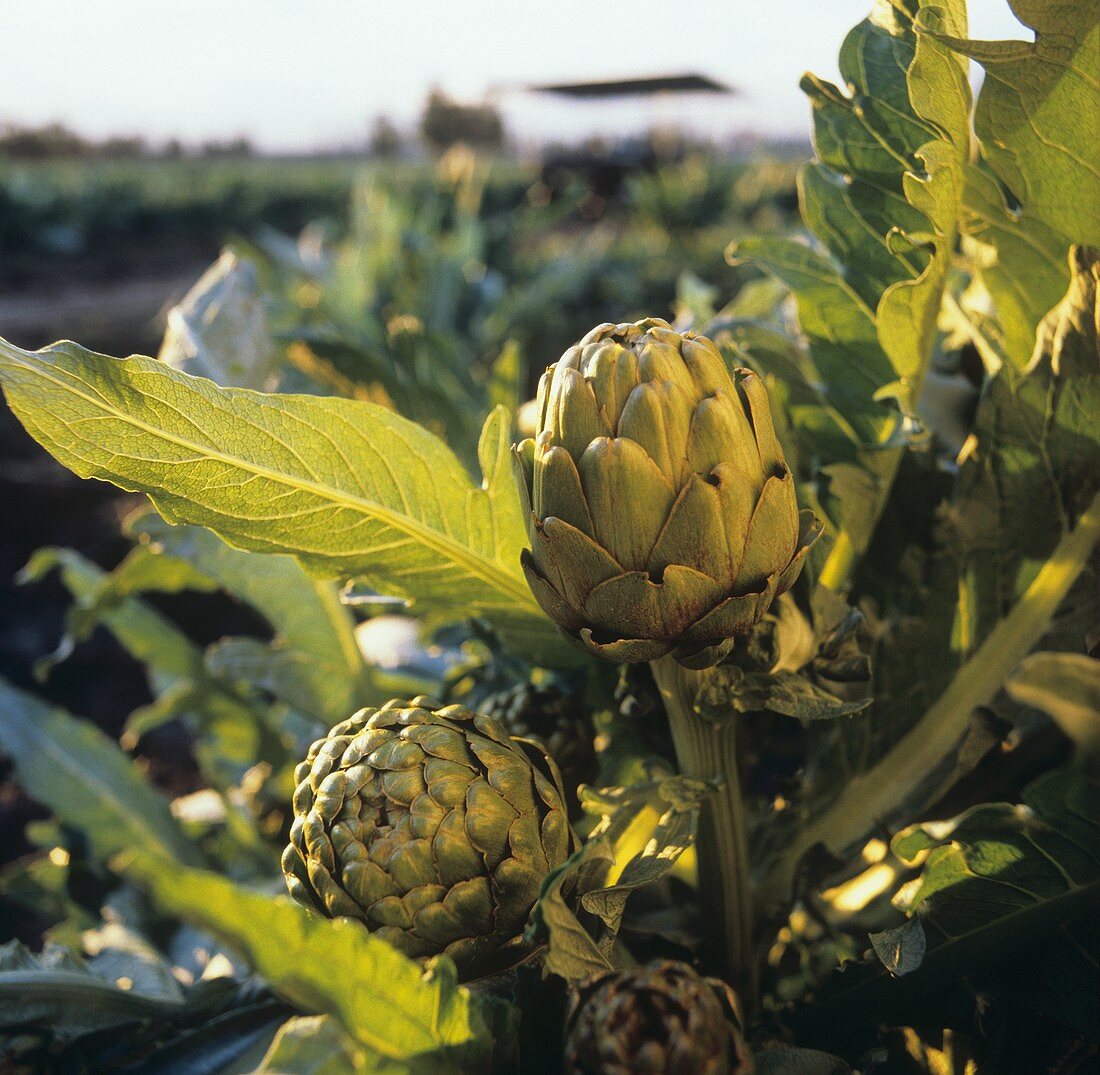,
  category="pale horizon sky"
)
[2,1,1028,151]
